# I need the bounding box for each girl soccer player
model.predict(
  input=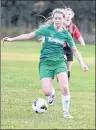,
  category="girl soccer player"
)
[63,8,86,80]
[2,8,88,118]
